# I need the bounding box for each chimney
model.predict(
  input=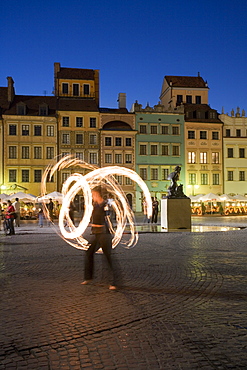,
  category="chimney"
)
[7,76,15,103]
[54,62,61,96]
[118,93,126,109]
